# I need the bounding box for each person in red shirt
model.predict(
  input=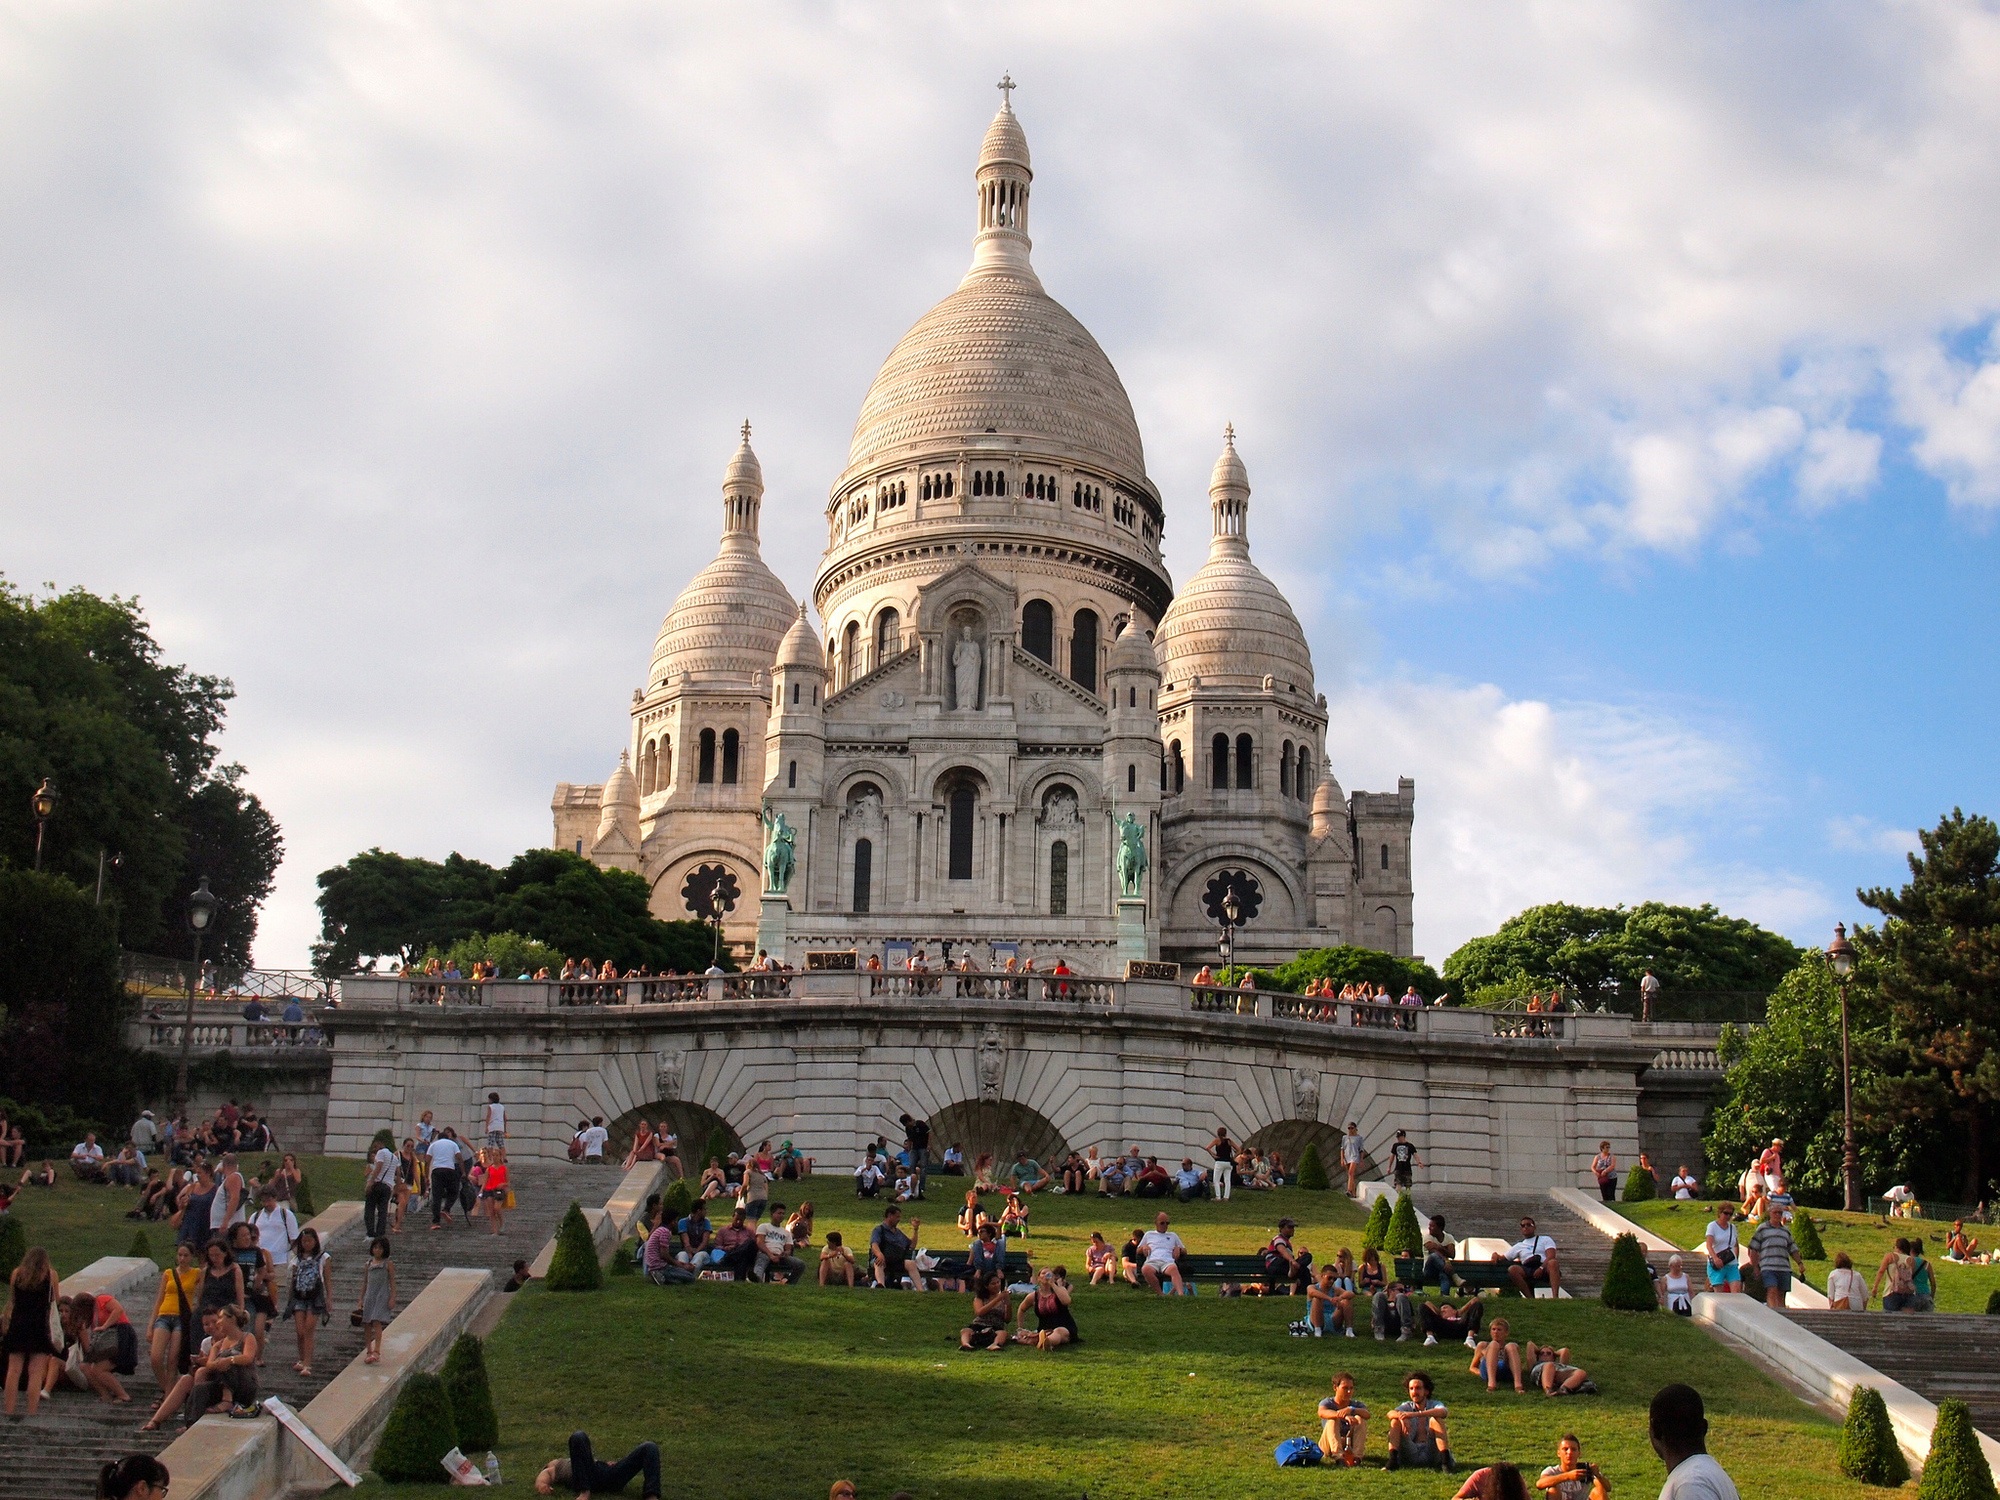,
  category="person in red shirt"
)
[480,1150,511,1236]
[76,1292,136,1403]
